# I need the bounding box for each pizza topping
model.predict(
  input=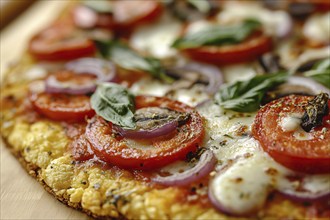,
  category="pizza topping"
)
[257,52,282,74]
[113,107,190,139]
[172,19,261,49]
[28,22,96,61]
[252,95,330,173]
[45,58,116,95]
[151,149,216,186]
[280,114,303,132]
[30,93,95,122]
[278,174,330,201]
[95,40,173,83]
[262,75,330,104]
[283,76,330,96]
[166,0,217,21]
[304,58,330,89]
[218,1,293,39]
[180,30,273,65]
[301,93,329,132]
[73,0,162,31]
[86,95,204,170]
[165,61,223,95]
[90,83,136,129]
[303,12,330,45]
[215,72,287,112]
